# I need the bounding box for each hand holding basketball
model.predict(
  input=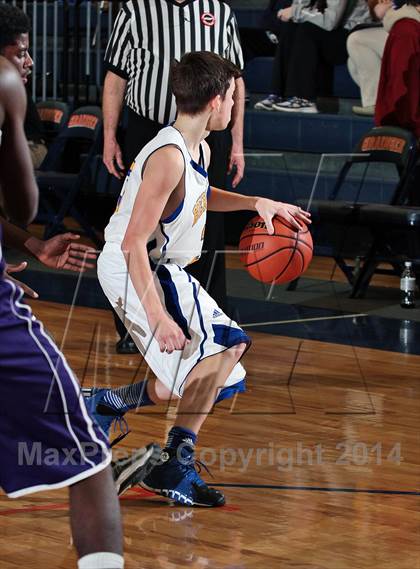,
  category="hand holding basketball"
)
[255,197,311,234]
[239,203,313,284]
